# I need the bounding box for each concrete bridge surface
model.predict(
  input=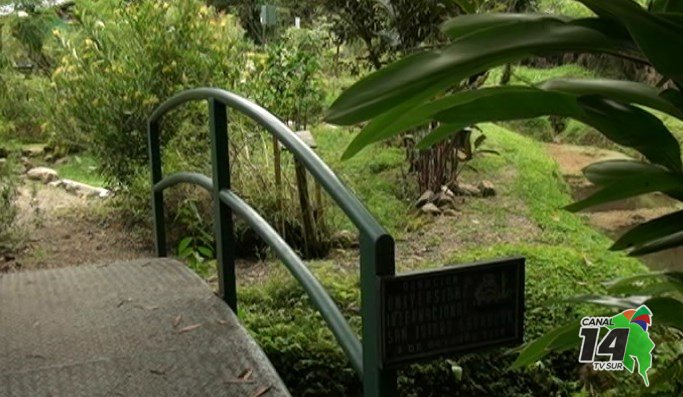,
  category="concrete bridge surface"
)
[0,258,289,396]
